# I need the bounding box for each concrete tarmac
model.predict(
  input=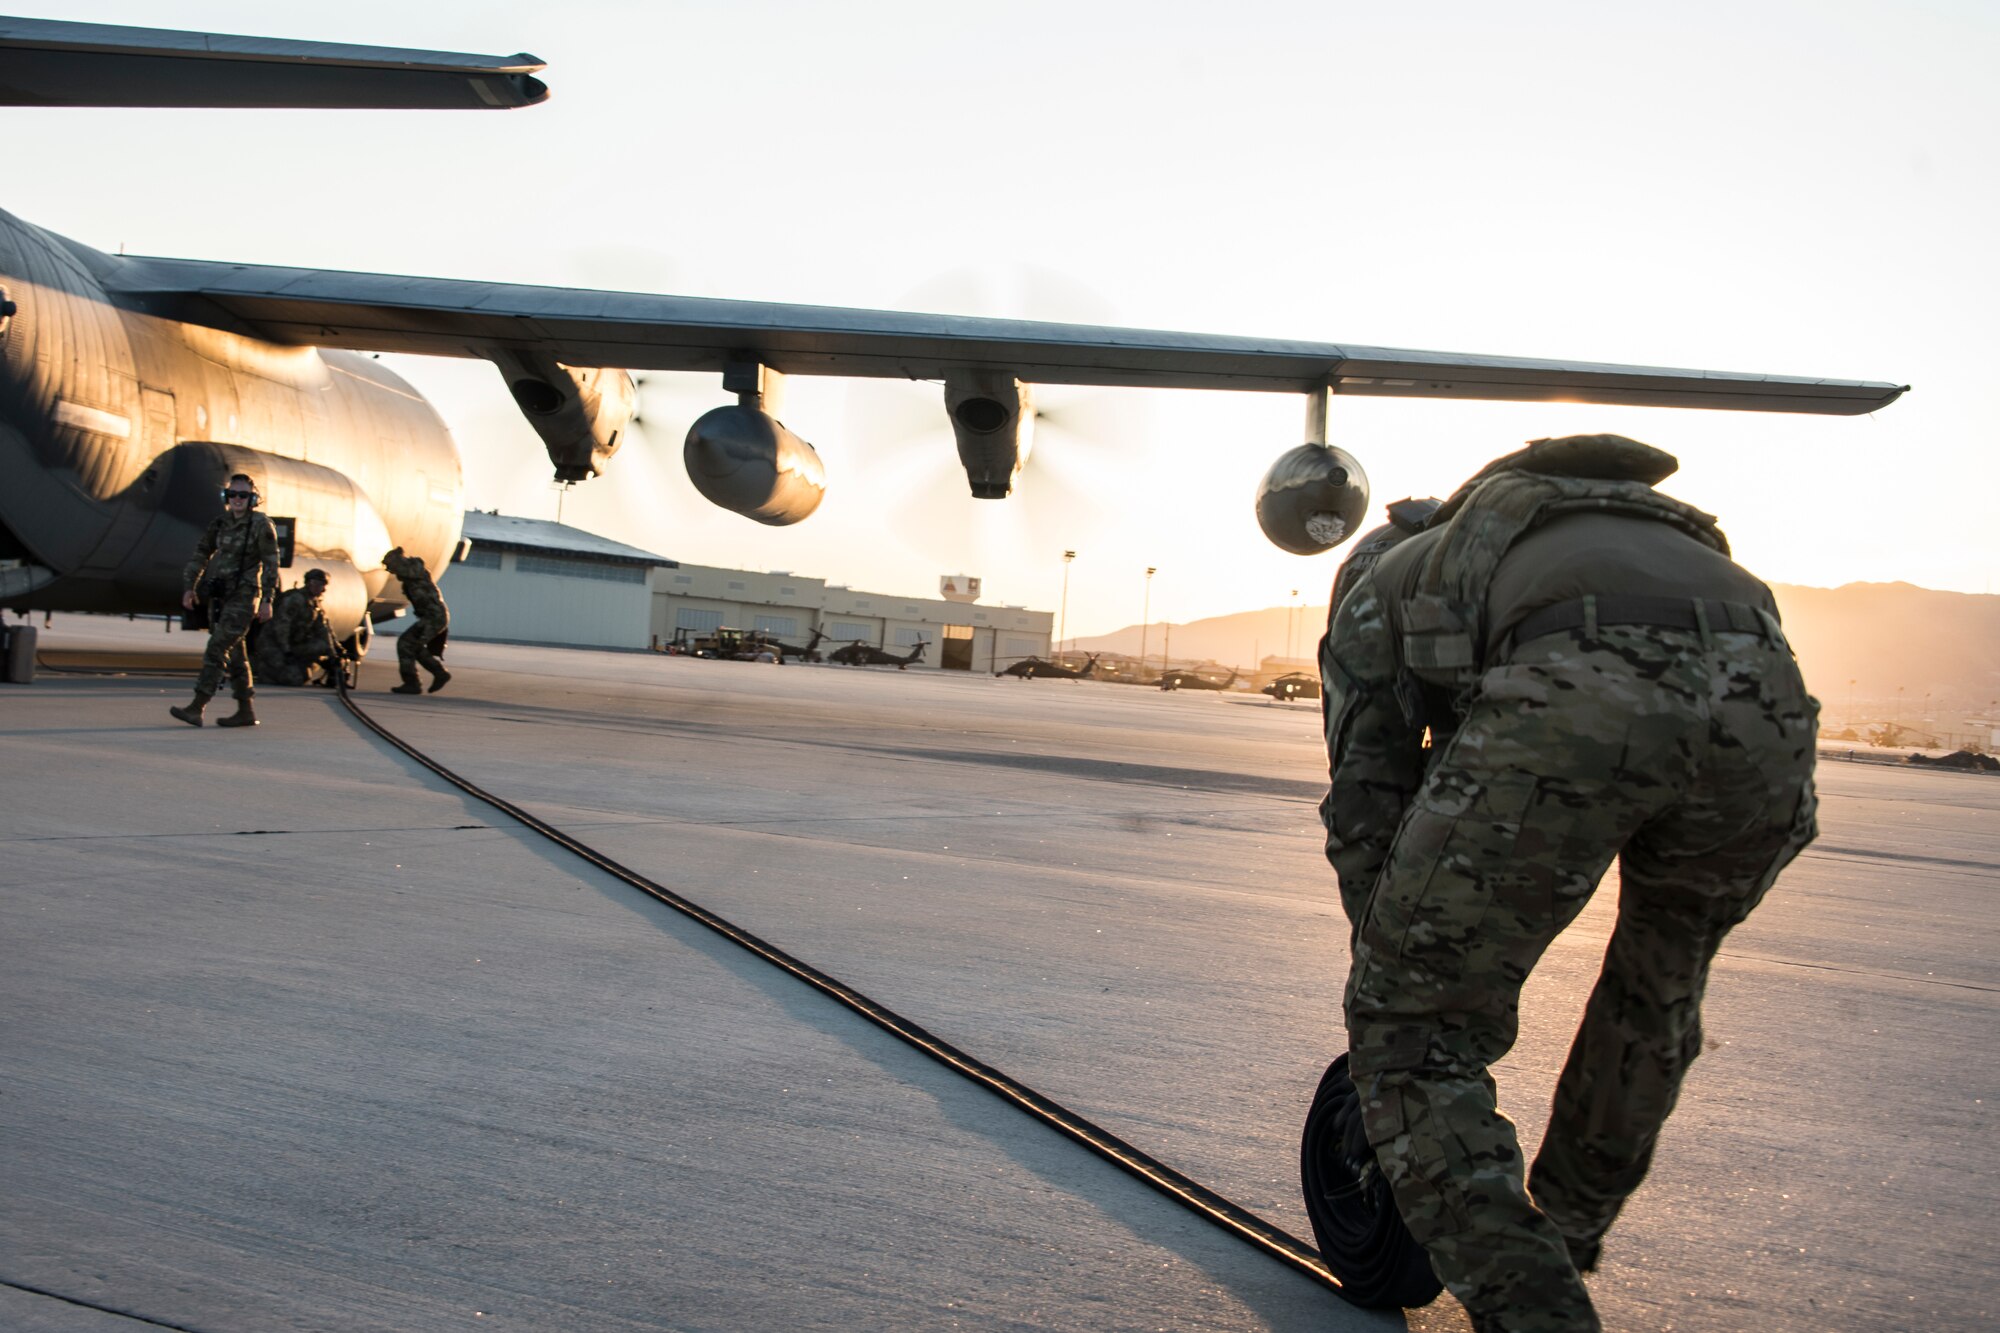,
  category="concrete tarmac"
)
[3,621,1995,1331]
